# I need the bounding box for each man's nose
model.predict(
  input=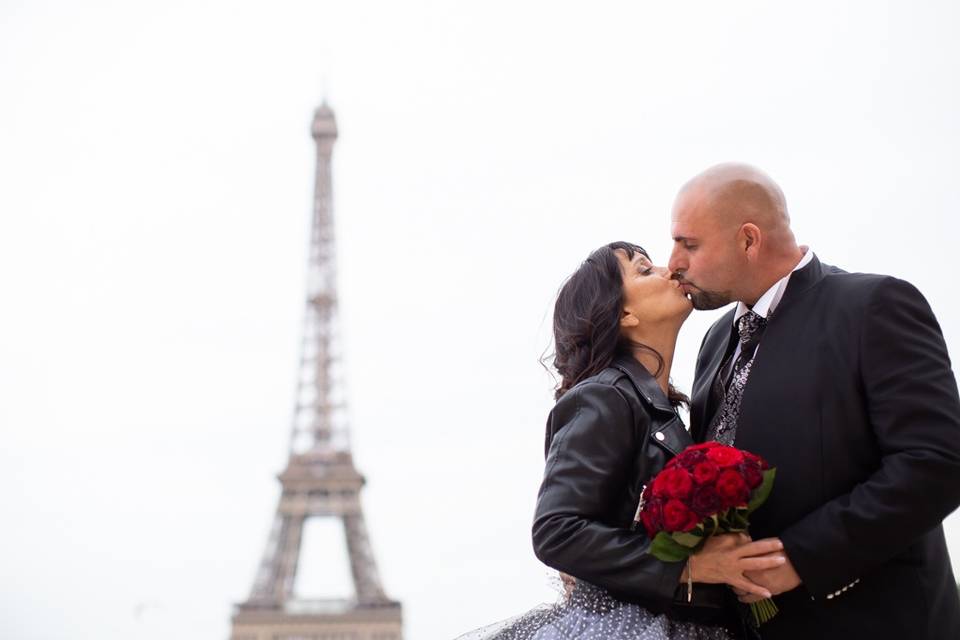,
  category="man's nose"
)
[667,248,681,274]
